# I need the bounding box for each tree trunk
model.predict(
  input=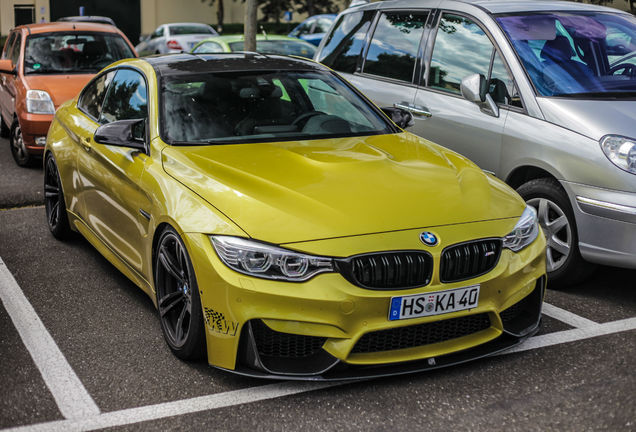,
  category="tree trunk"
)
[307,0,315,17]
[217,0,224,33]
[244,0,257,51]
